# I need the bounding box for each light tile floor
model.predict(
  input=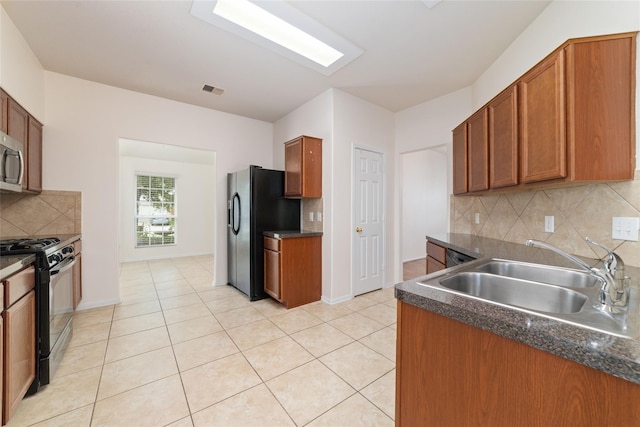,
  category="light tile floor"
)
[8,256,397,426]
